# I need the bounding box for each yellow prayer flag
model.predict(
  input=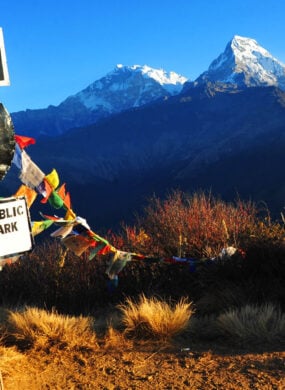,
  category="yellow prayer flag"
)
[45,169,59,190]
[32,220,54,236]
[65,208,76,221]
